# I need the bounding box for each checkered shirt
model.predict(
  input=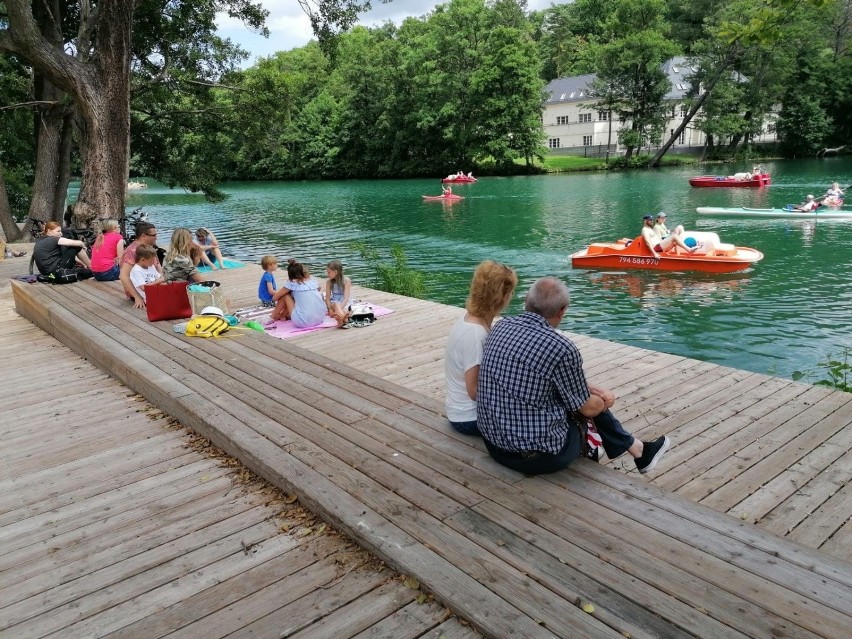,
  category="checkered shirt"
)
[477,312,590,454]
